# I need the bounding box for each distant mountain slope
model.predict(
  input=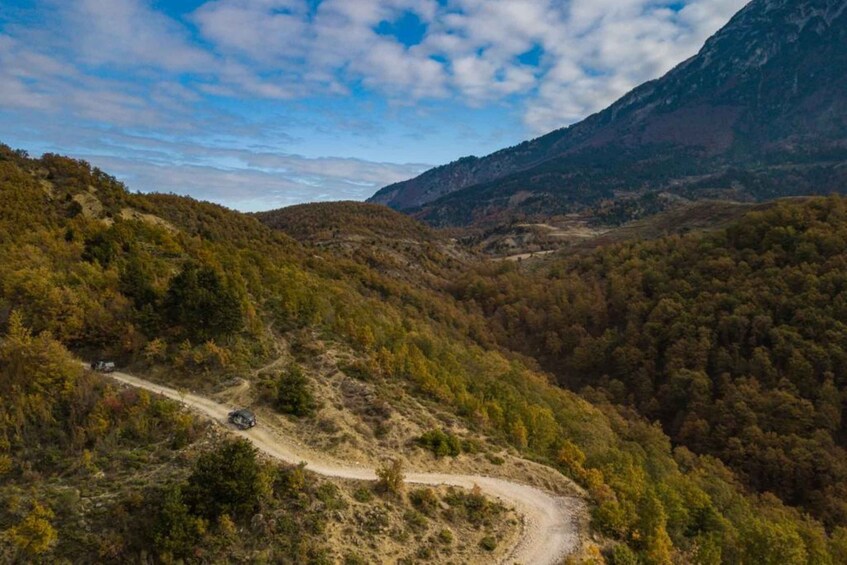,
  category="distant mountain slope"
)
[255,201,438,243]
[254,201,472,284]
[370,0,847,226]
